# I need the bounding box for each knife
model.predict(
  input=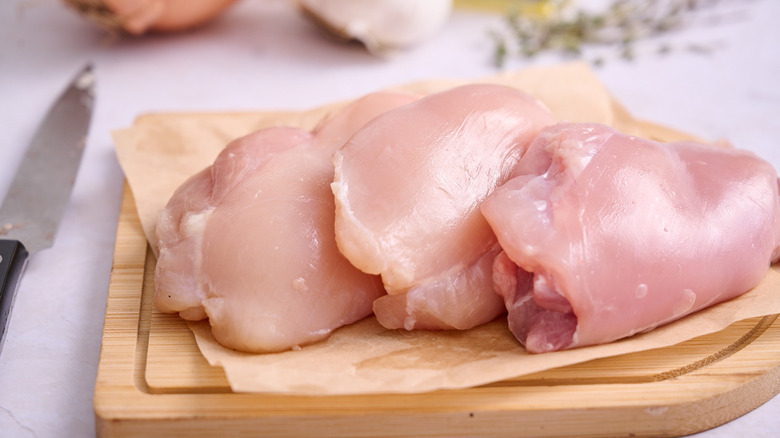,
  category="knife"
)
[0,64,95,355]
